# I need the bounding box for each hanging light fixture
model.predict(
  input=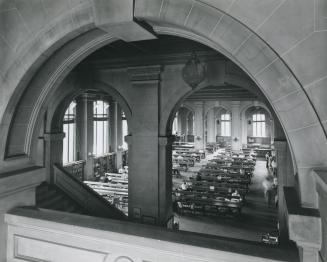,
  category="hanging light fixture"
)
[182,52,206,89]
